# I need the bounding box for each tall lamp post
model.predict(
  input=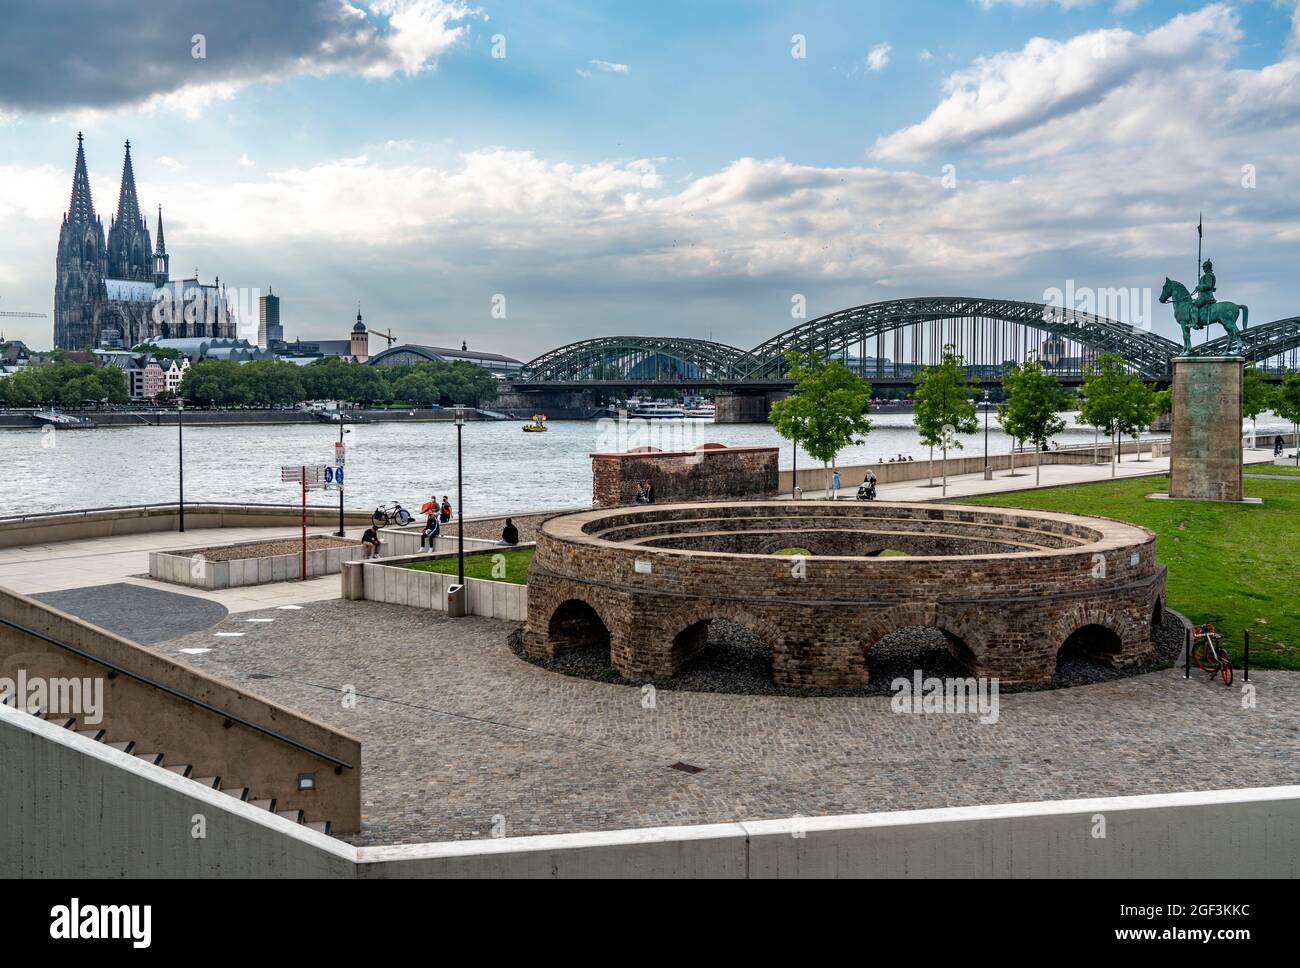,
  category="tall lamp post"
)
[335,416,349,538]
[177,397,185,532]
[454,406,466,585]
[982,389,991,481]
